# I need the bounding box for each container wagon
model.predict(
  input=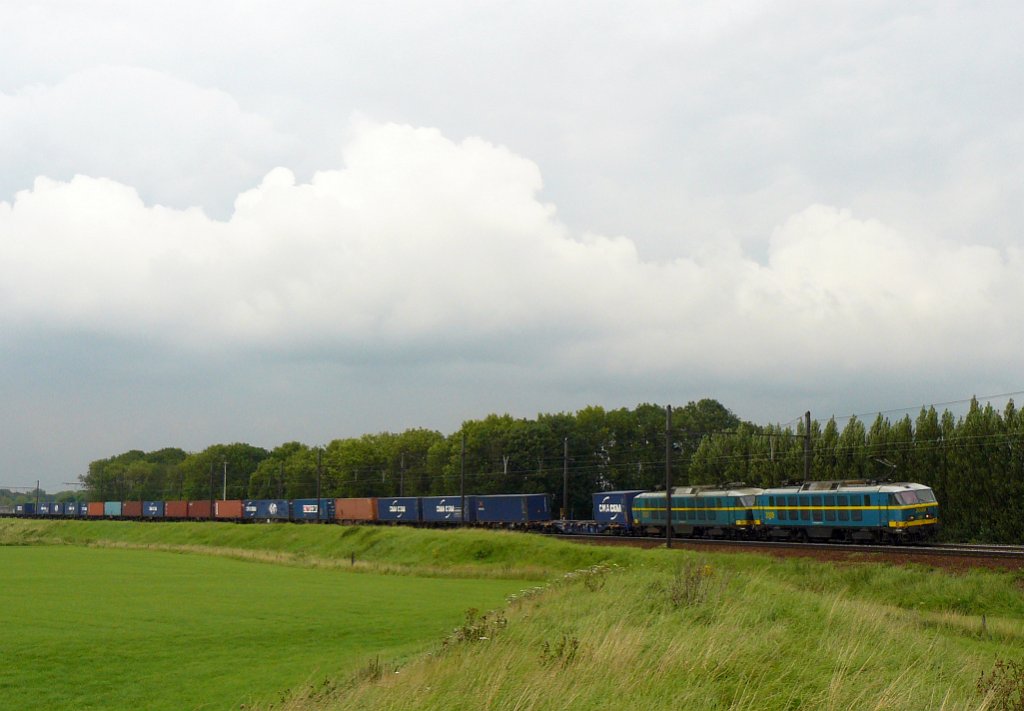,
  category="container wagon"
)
[422,495,477,524]
[164,500,188,519]
[188,500,213,520]
[377,497,422,523]
[243,499,290,522]
[215,500,244,520]
[335,498,378,523]
[475,494,550,525]
[291,498,335,522]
